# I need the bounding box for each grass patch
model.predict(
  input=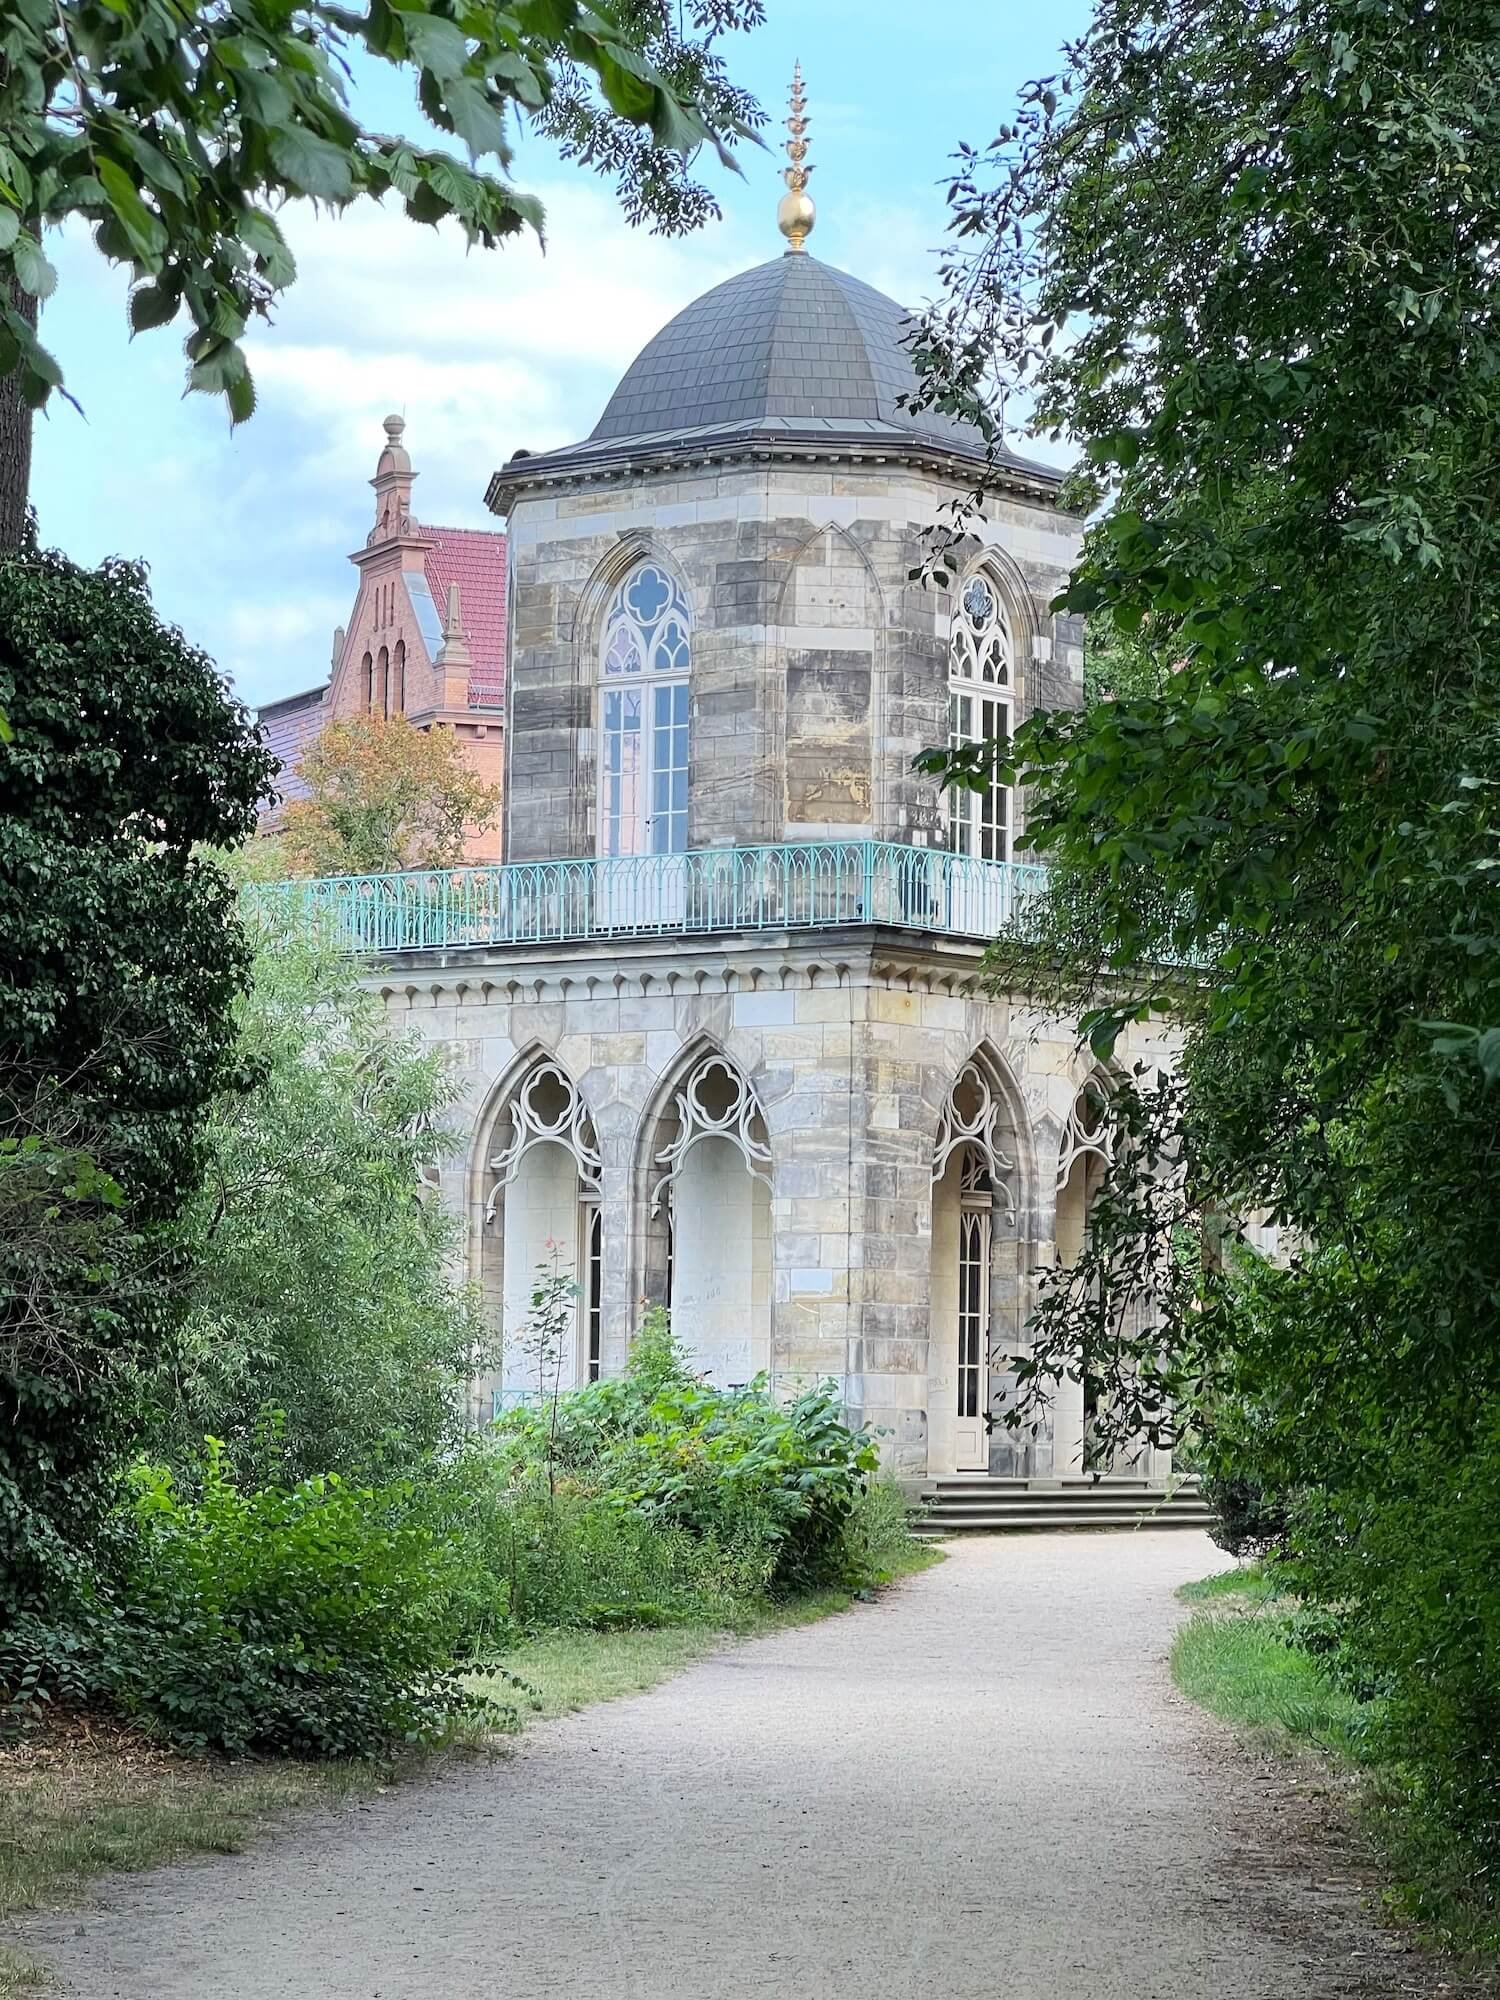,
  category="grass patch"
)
[1177,1560,1287,1605]
[1171,1605,1500,1964]
[0,1718,387,1997]
[1172,1608,1365,1760]
[0,1546,941,1996]
[474,1544,943,1722]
